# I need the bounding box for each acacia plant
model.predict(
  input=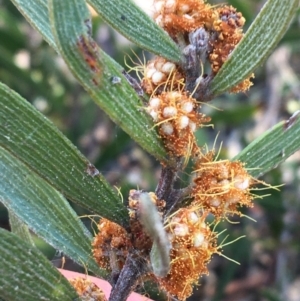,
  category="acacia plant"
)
[0,0,300,300]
